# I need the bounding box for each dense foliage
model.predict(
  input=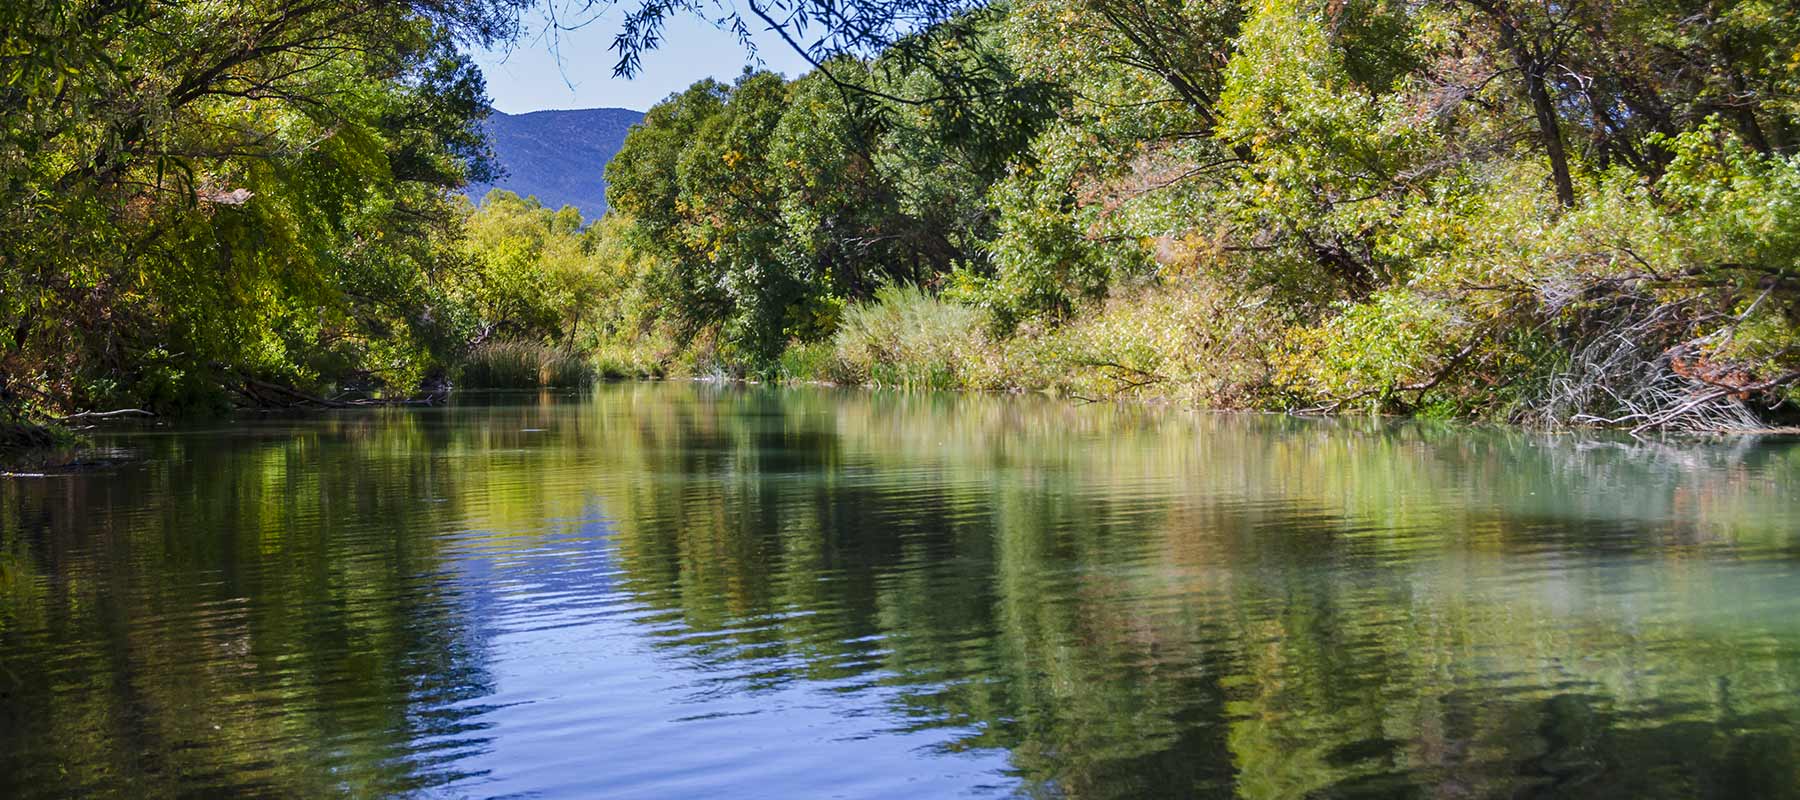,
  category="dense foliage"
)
[6,0,1799,432]
[580,0,1800,430]
[599,21,1056,368]
[0,0,529,417]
